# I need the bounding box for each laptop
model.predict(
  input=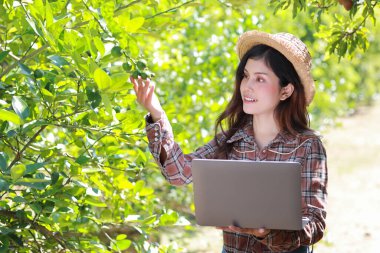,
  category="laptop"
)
[191,159,308,230]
